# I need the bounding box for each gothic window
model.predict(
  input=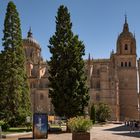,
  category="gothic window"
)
[129,62,131,67]
[124,44,128,50]
[121,62,123,67]
[125,62,127,67]
[97,69,100,76]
